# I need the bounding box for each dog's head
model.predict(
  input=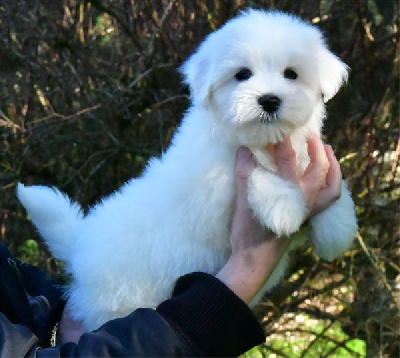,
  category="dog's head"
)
[181,9,348,146]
